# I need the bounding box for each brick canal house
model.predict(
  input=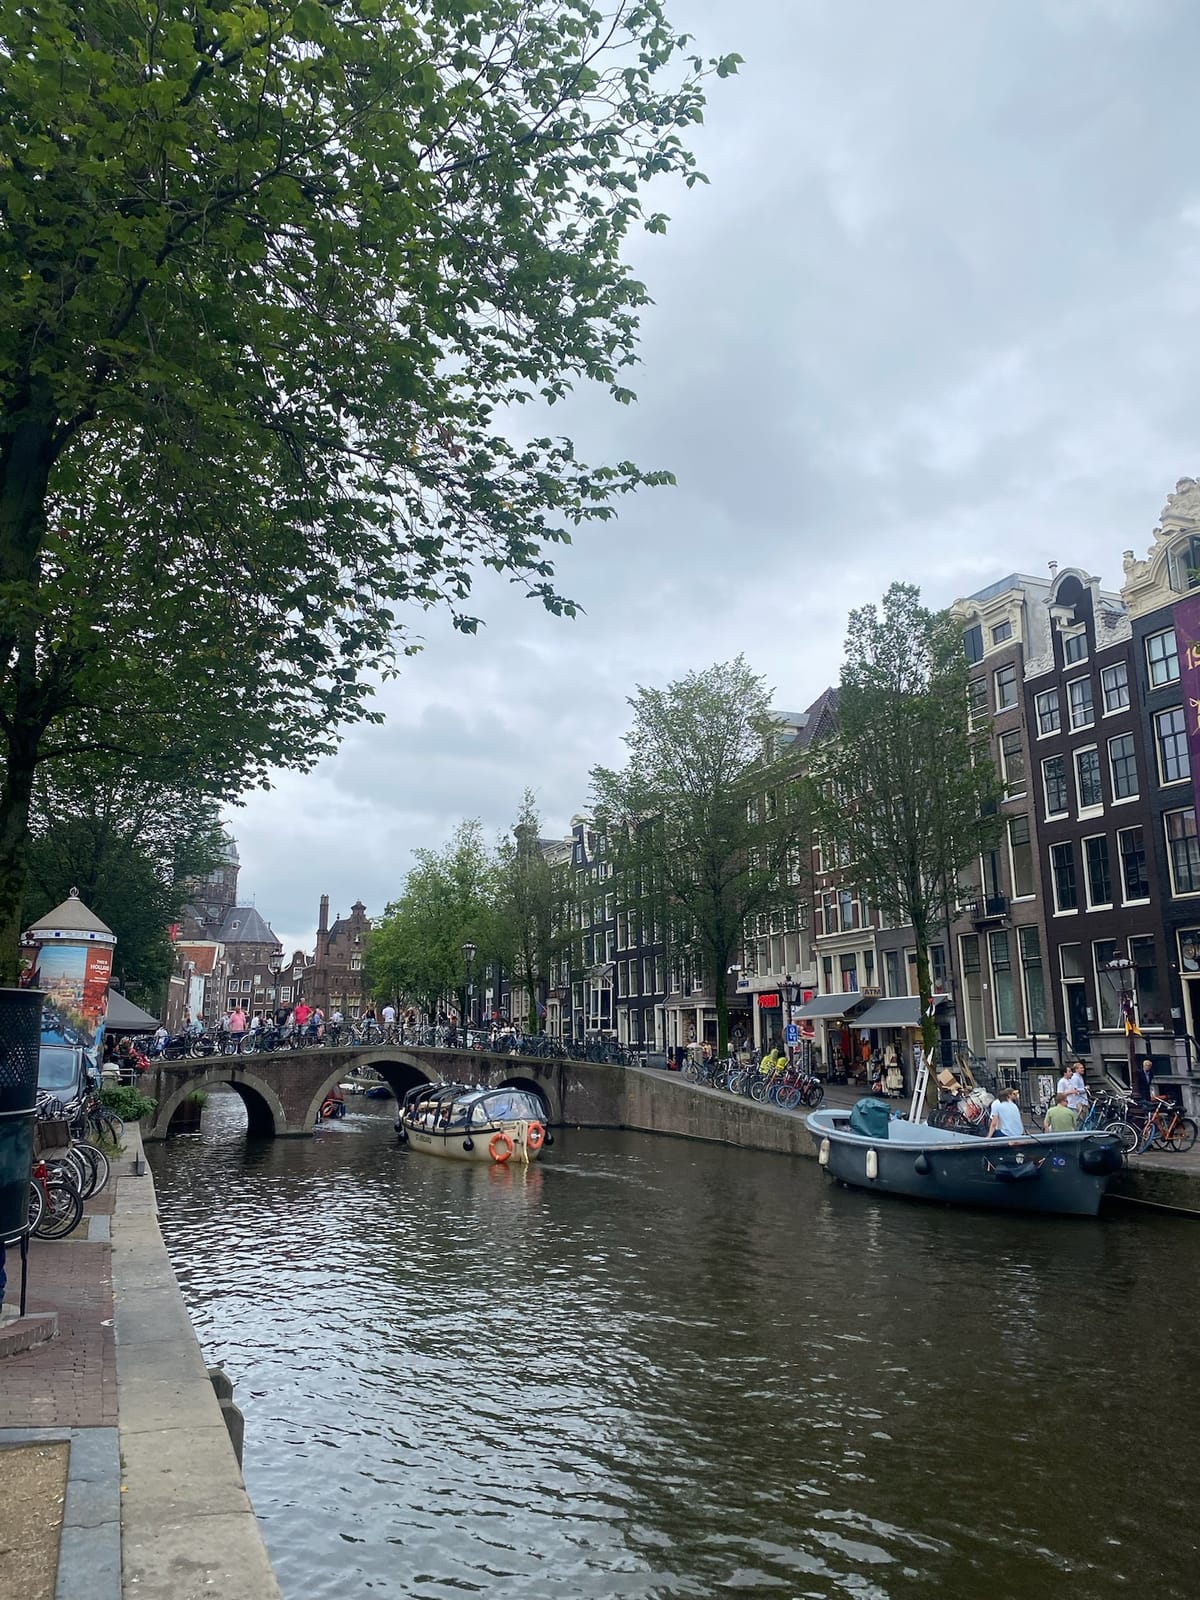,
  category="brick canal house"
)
[777,482,1200,1115]
[306,894,371,1018]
